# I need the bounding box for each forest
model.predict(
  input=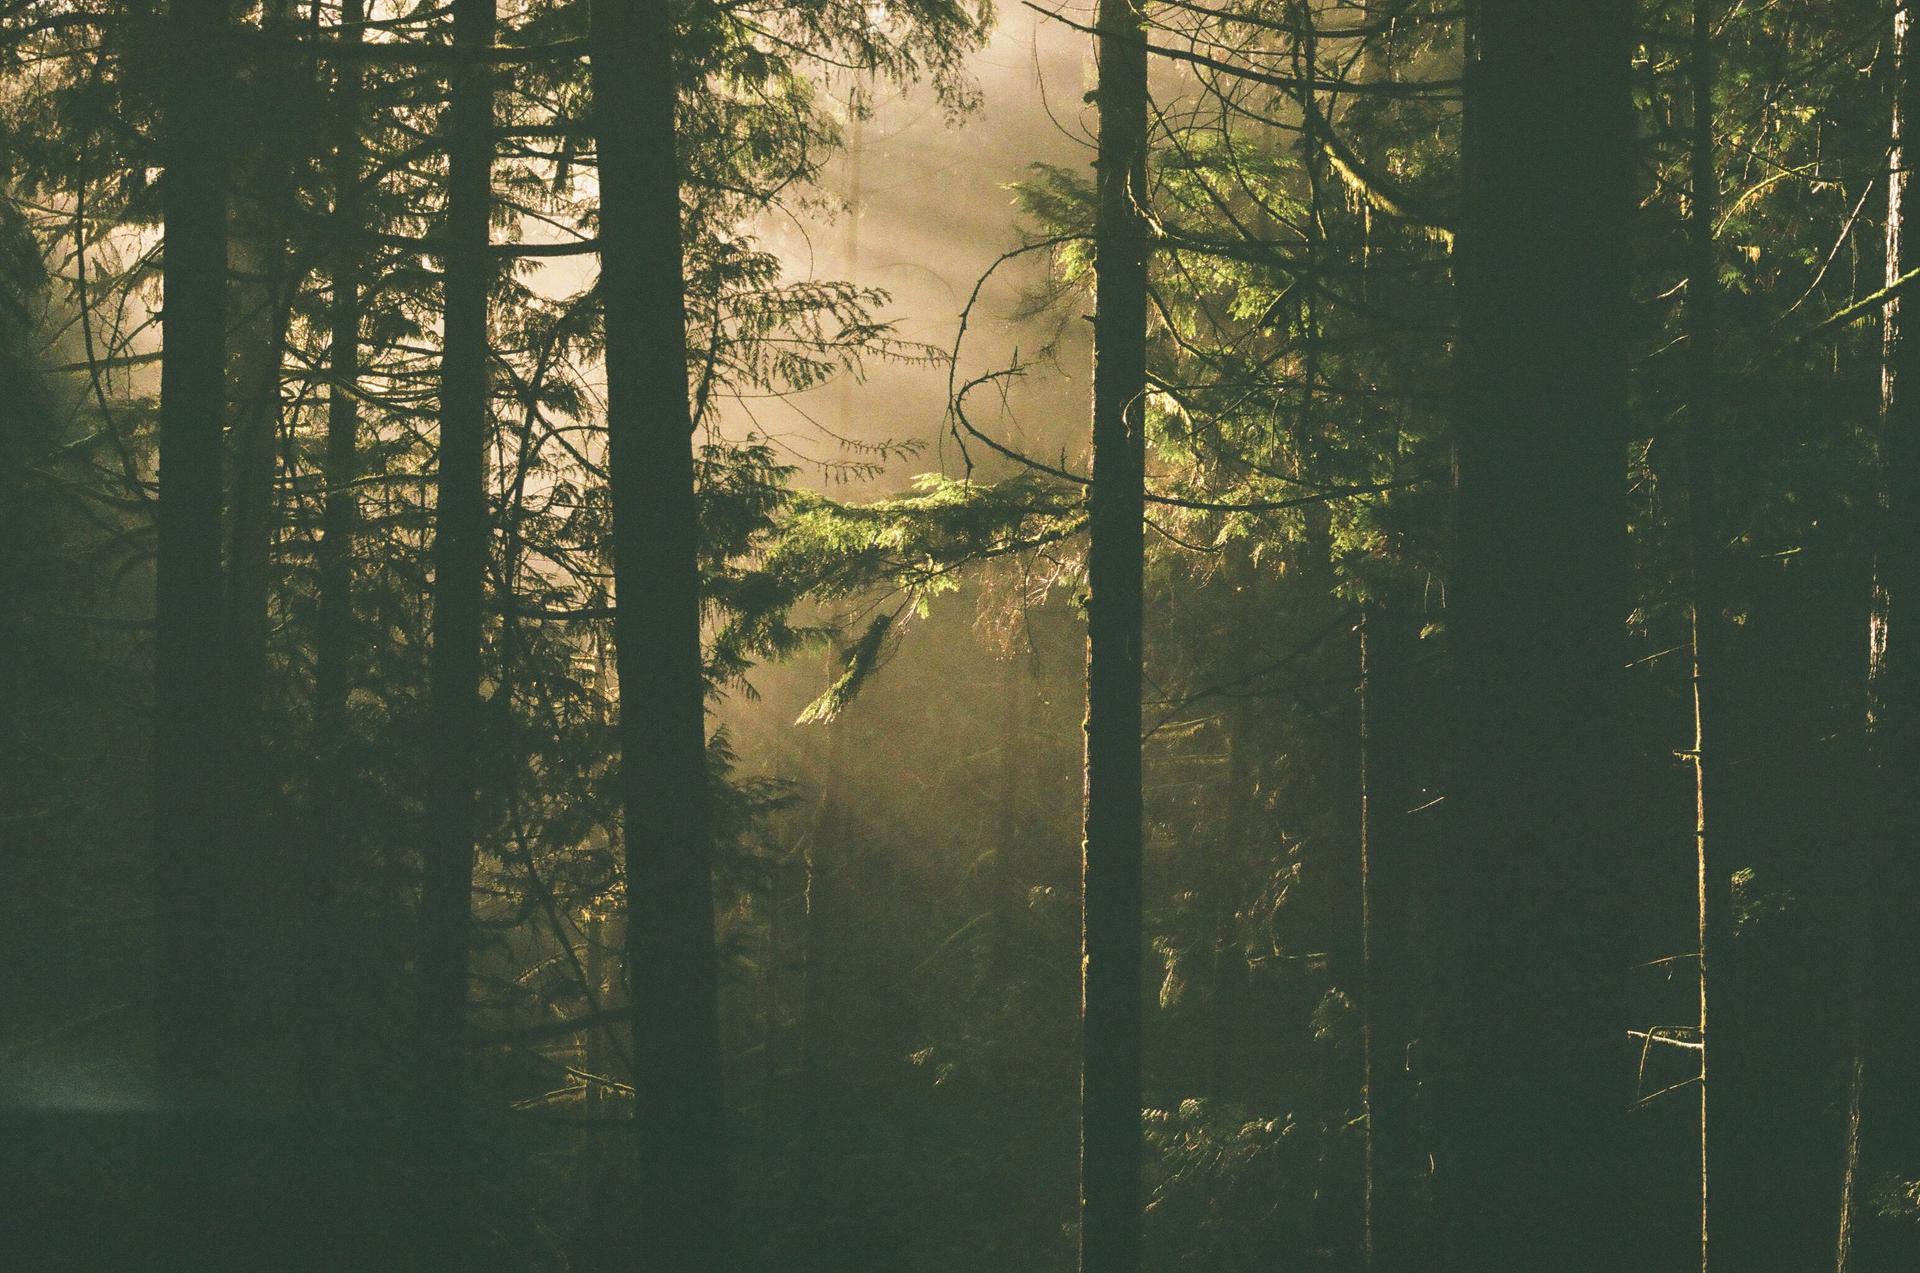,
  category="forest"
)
[1,0,1917,1269]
